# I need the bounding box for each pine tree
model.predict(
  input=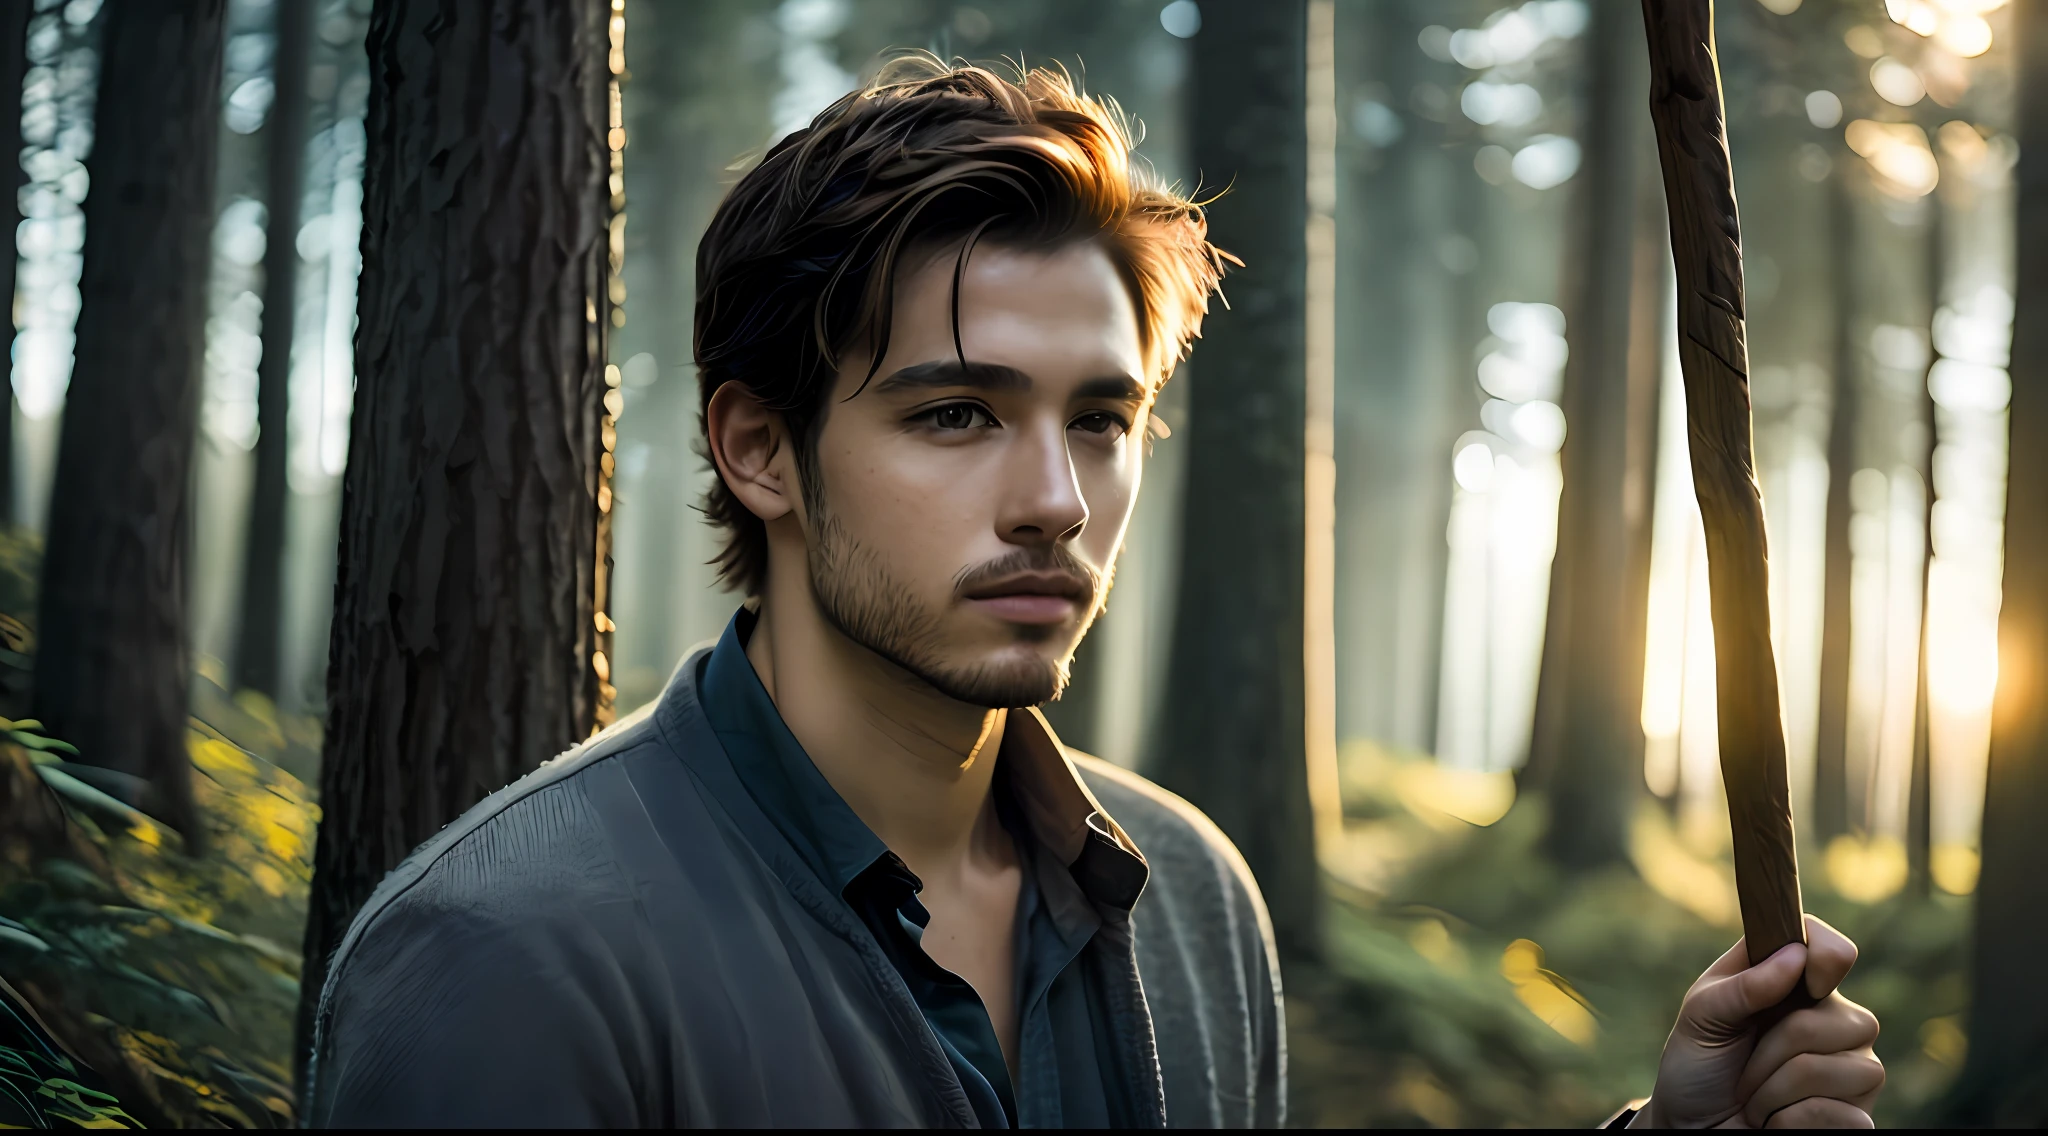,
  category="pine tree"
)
[296,0,615,1080]
[1957,0,2048,1121]
[0,0,32,523]
[234,0,313,699]
[32,0,227,842]
[1152,0,1323,957]
[1524,0,1660,867]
